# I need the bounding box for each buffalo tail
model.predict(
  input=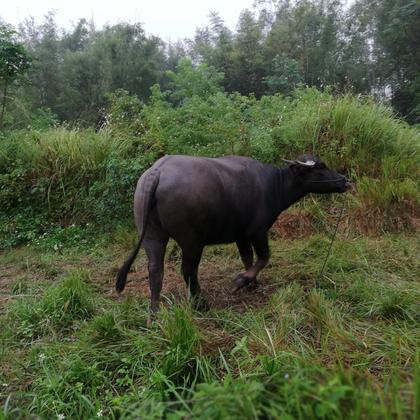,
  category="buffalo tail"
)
[115,168,160,293]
